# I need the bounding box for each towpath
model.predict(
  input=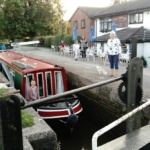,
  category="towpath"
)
[13,46,150,100]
